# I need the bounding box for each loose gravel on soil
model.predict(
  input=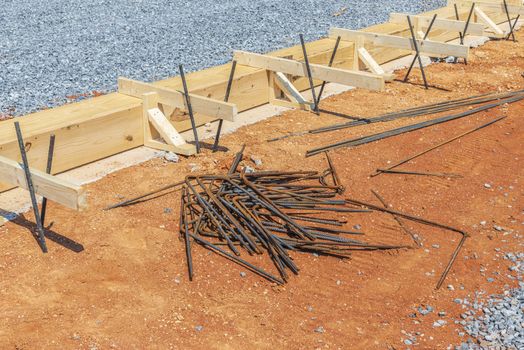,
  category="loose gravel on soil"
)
[0,0,446,116]
[455,253,524,350]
